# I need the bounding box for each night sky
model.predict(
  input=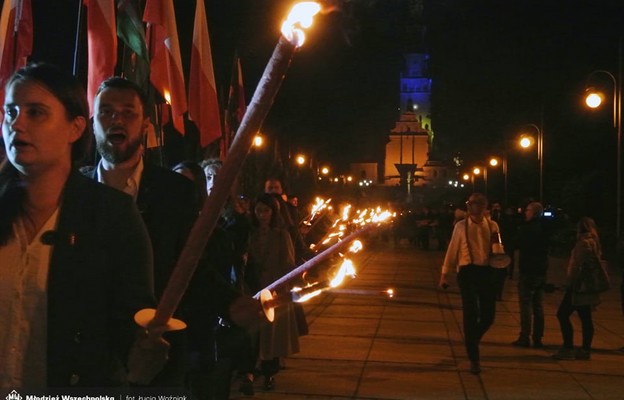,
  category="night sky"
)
[7,0,624,212]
